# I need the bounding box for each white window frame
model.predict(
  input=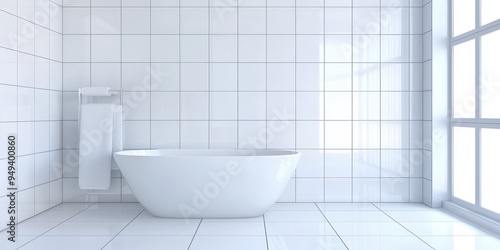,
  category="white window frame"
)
[450,0,500,222]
